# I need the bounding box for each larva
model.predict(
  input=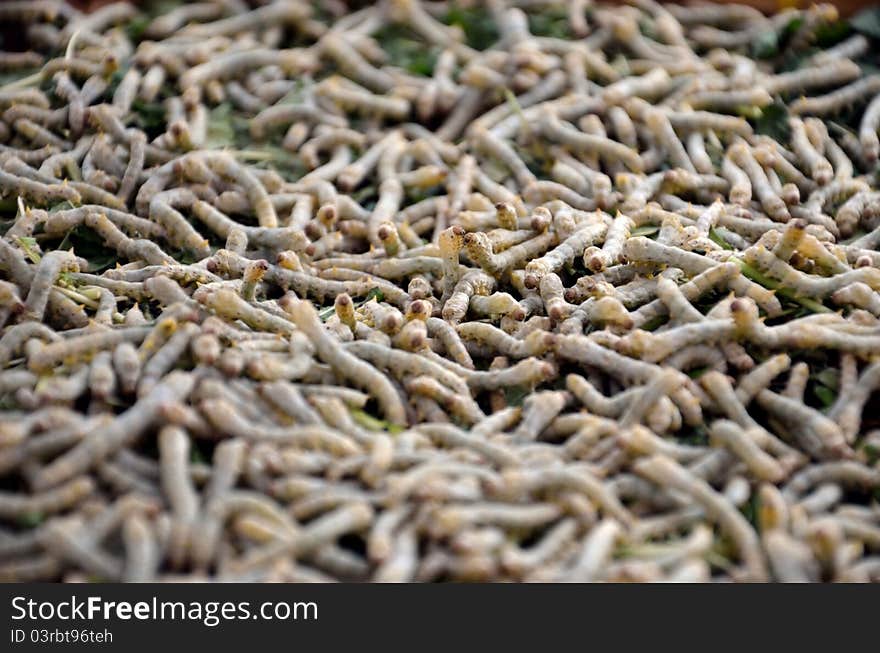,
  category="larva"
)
[542,111,643,173]
[684,88,772,112]
[728,142,790,222]
[282,296,407,426]
[858,93,880,163]
[635,455,767,581]
[764,59,860,97]
[791,75,880,116]
[22,250,80,323]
